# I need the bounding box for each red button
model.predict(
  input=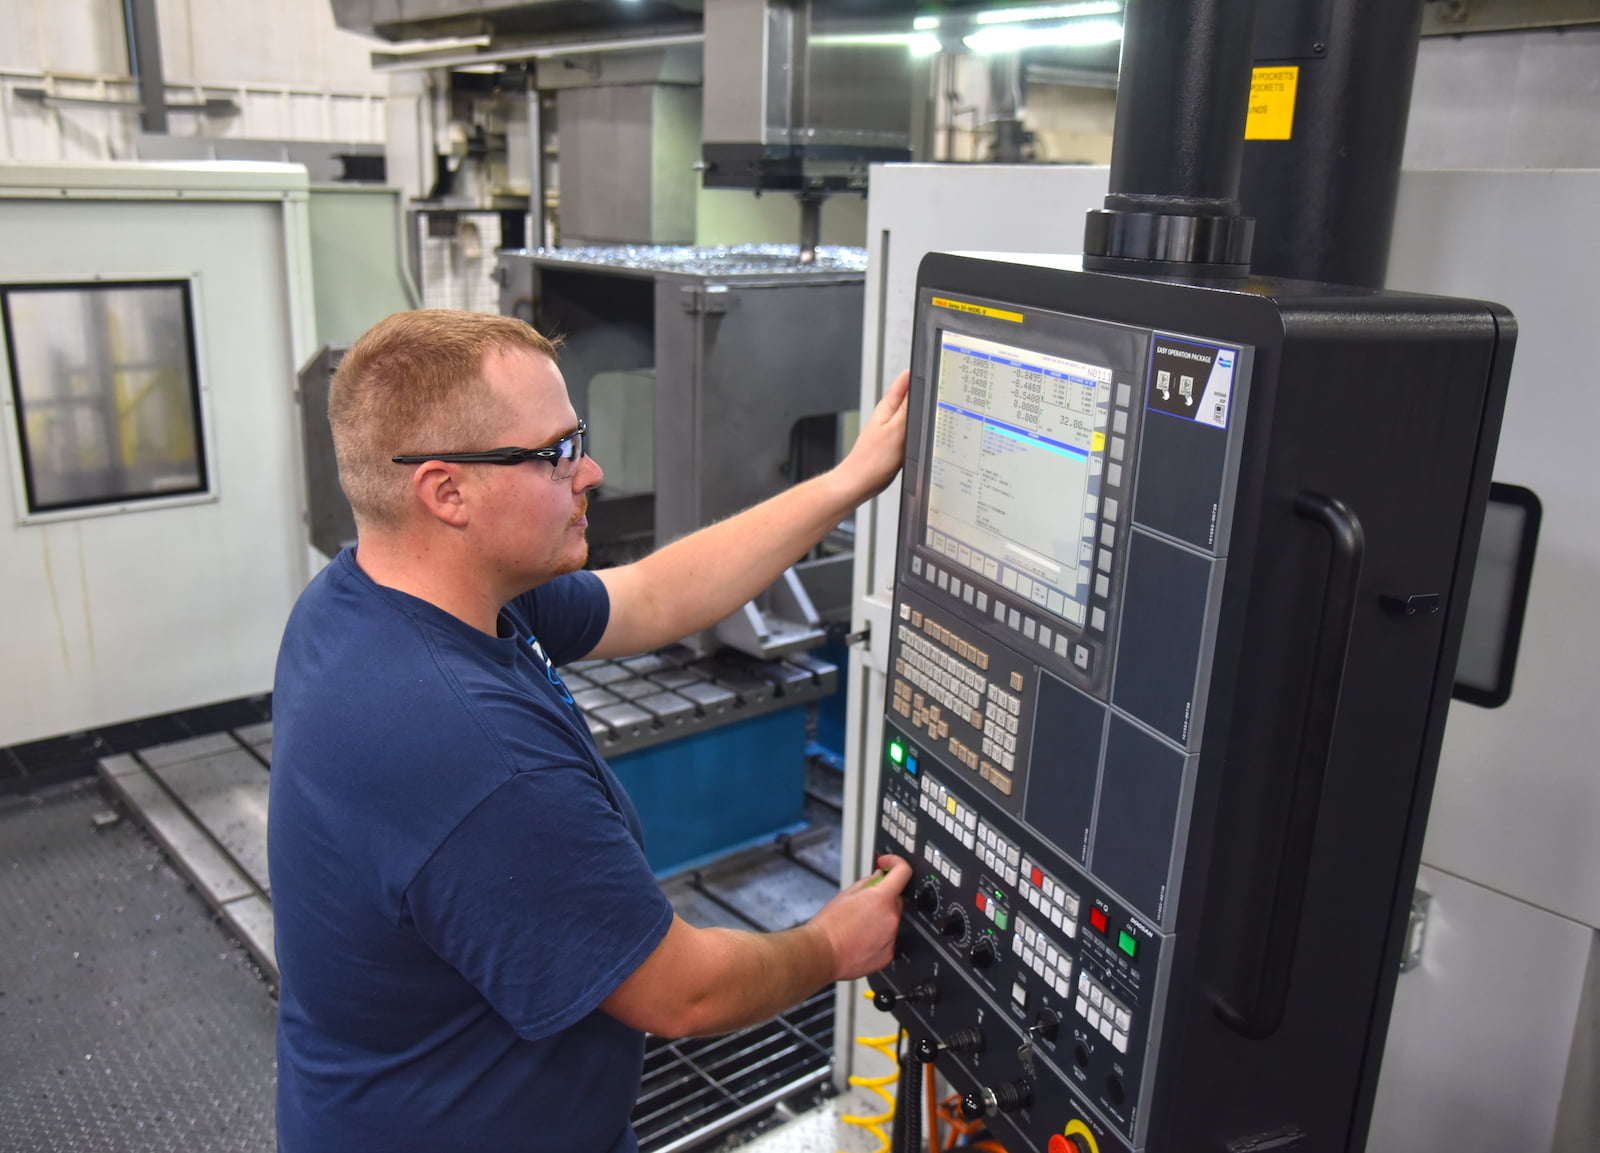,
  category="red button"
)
[1089,907,1108,933]
[1048,1137,1071,1153]
[1031,866,1044,887]
[976,892,988,913]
